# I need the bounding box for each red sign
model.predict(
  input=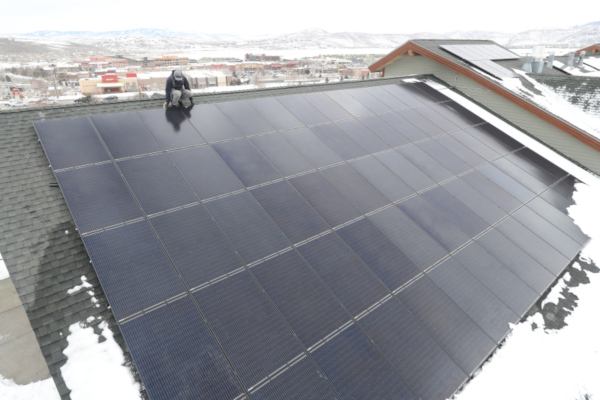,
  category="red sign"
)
[12,89,20,97]
[102,75,118,83]
[126,73,137,78]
